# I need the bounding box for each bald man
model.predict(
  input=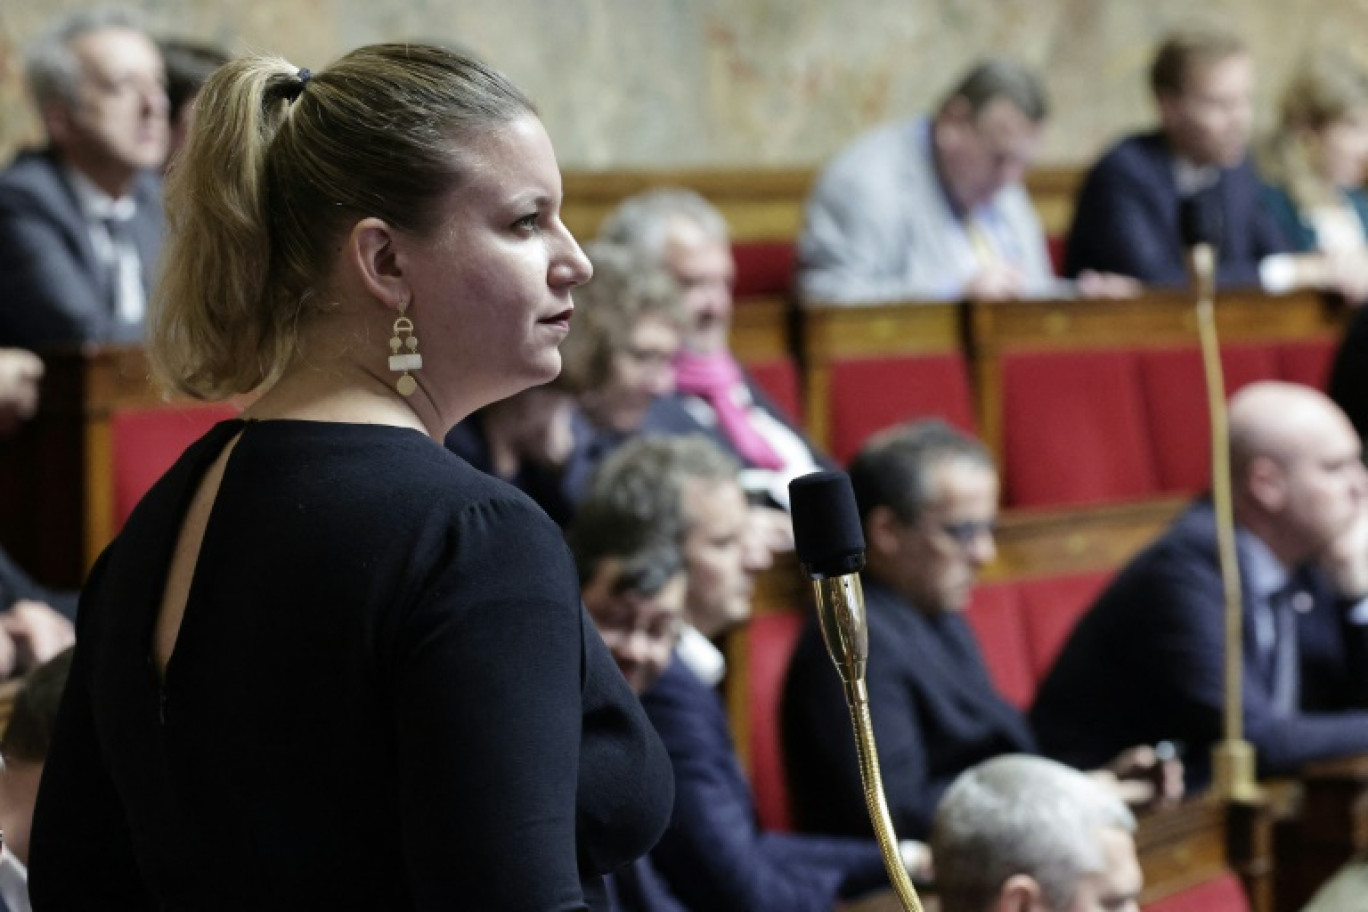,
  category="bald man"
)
[1031,382,1368,787]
